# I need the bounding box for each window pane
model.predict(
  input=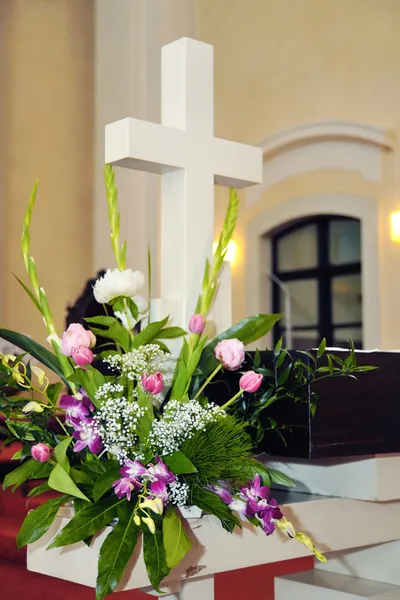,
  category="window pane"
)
[332,274,362,324]
[277,224,317,271]
[333,327,363,349]
[279,279,318,327]
[291,329,319,350]
[329,219,361,265]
